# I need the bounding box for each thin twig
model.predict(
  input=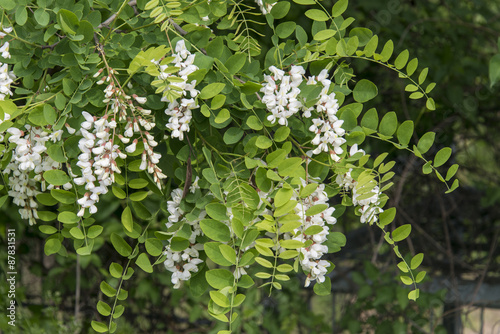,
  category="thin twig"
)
[98,0,137,29]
